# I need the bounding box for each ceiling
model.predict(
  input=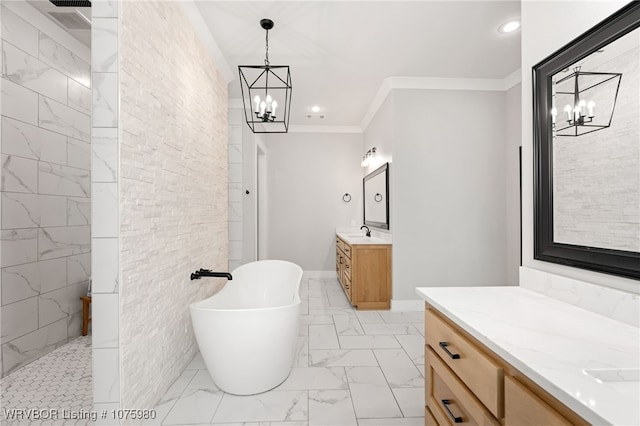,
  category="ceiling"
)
[196,1,522,128]
[26,1,521,128]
